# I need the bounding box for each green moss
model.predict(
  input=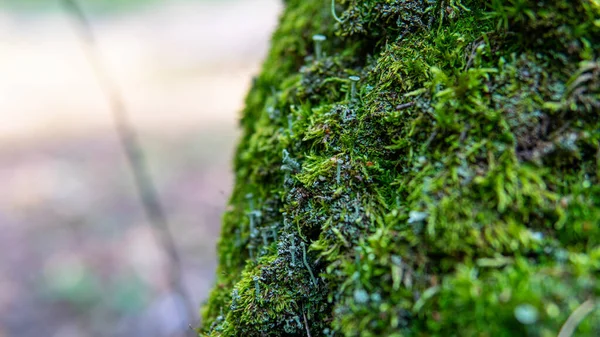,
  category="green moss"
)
[200,0,600,336]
